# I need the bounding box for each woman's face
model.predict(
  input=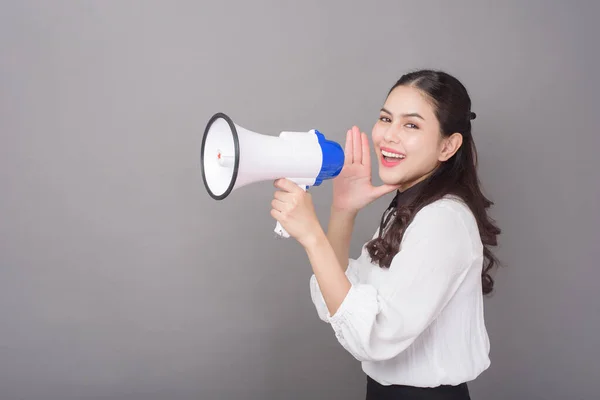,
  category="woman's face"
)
[371,85,457,190]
